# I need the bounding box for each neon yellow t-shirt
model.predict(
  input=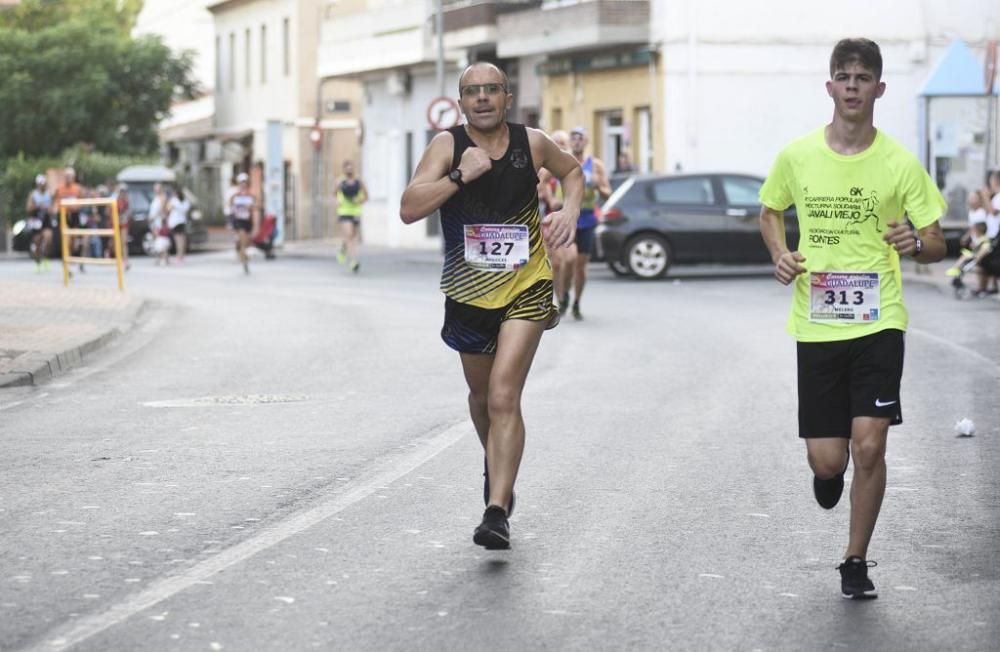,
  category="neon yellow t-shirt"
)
[759,127,945,342]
